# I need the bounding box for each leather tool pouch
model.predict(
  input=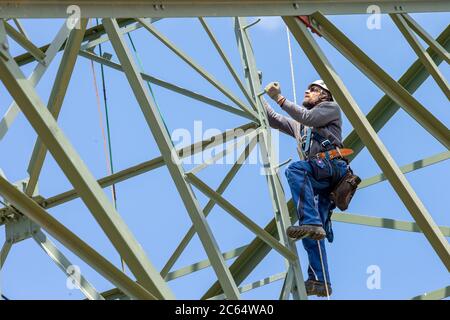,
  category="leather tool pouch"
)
[330,169,361,211]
